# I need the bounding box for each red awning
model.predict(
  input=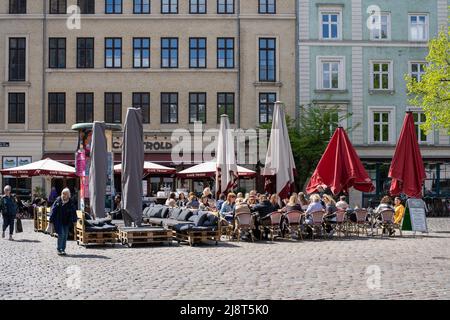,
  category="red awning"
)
[389,112,426,198]
[306,128,375,195]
